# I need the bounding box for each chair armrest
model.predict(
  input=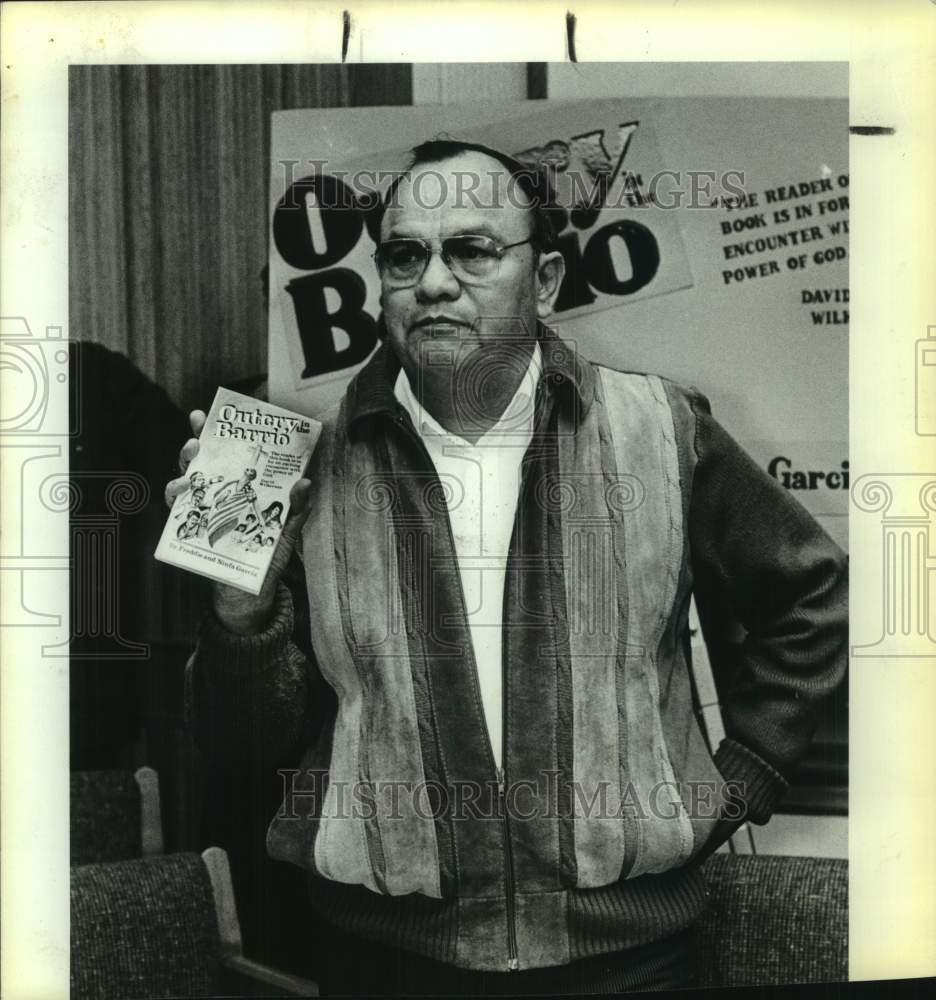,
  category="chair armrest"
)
[221,953,319,997]
[203,846,320,996]
[134,765,164,855]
